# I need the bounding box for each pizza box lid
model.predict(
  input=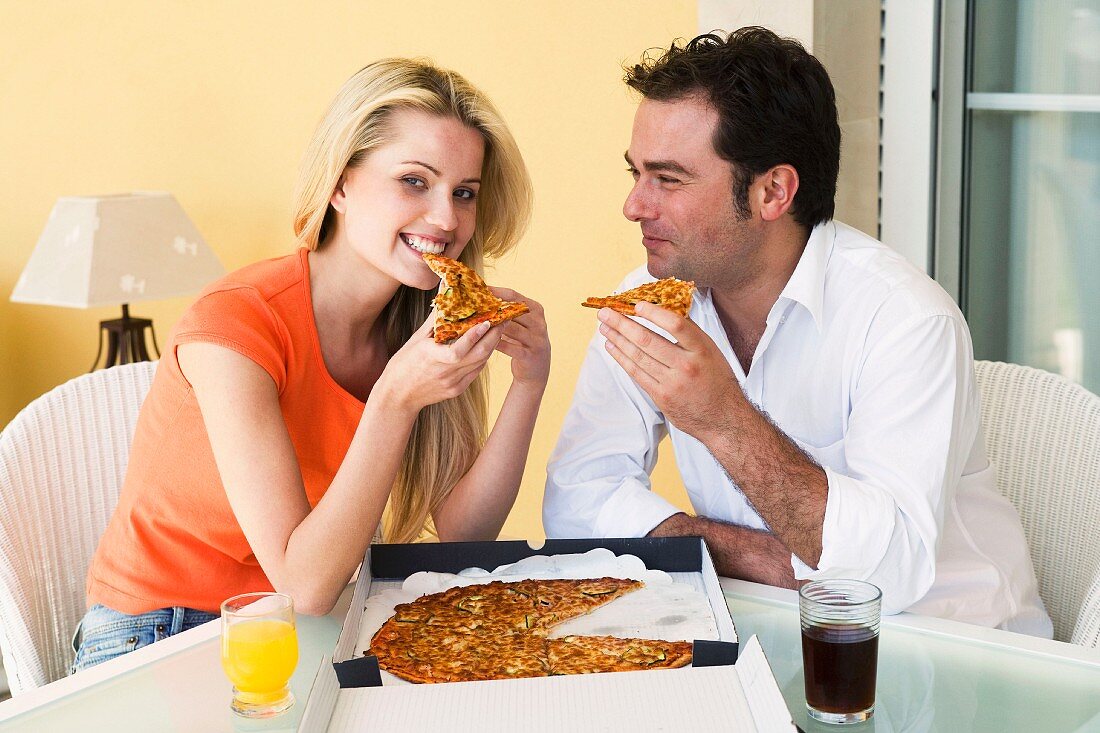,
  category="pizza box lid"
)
[330,536,739,688]
[301,635,796,733]
[298,537,794,732]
